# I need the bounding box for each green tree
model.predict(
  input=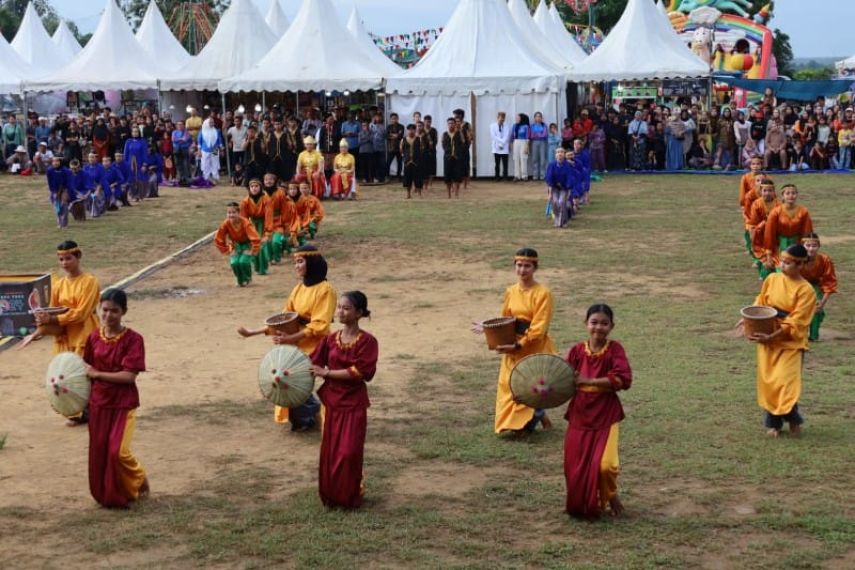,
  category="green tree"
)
[0,7,18,40]
[793,67,833,81]
[117,0,230,31]
[772,28,794,77]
